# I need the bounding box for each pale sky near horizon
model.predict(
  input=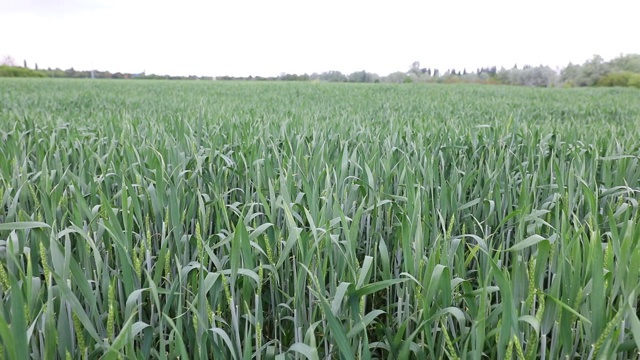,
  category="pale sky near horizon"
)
[1,0,638,77]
